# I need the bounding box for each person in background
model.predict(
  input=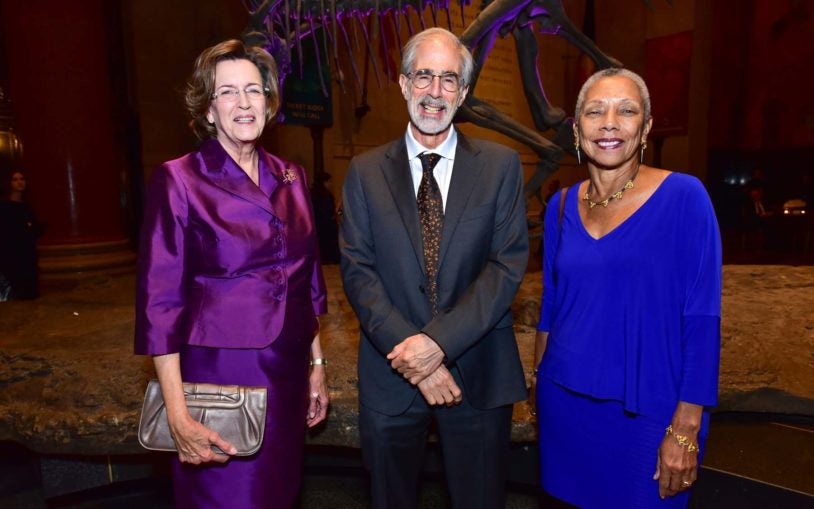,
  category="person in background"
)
[340,28,528,508]
[310,172,341,263]
[740,167,770,256]
[134,39,328,509]
[533,67,722,508]
[0,170,41,300]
